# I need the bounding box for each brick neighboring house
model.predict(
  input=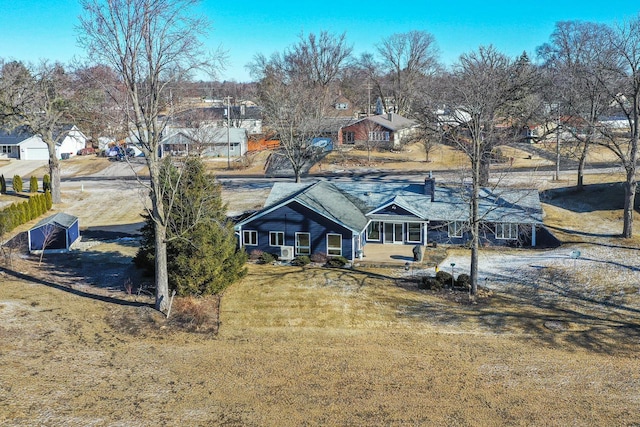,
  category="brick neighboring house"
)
[338,112,419,148]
